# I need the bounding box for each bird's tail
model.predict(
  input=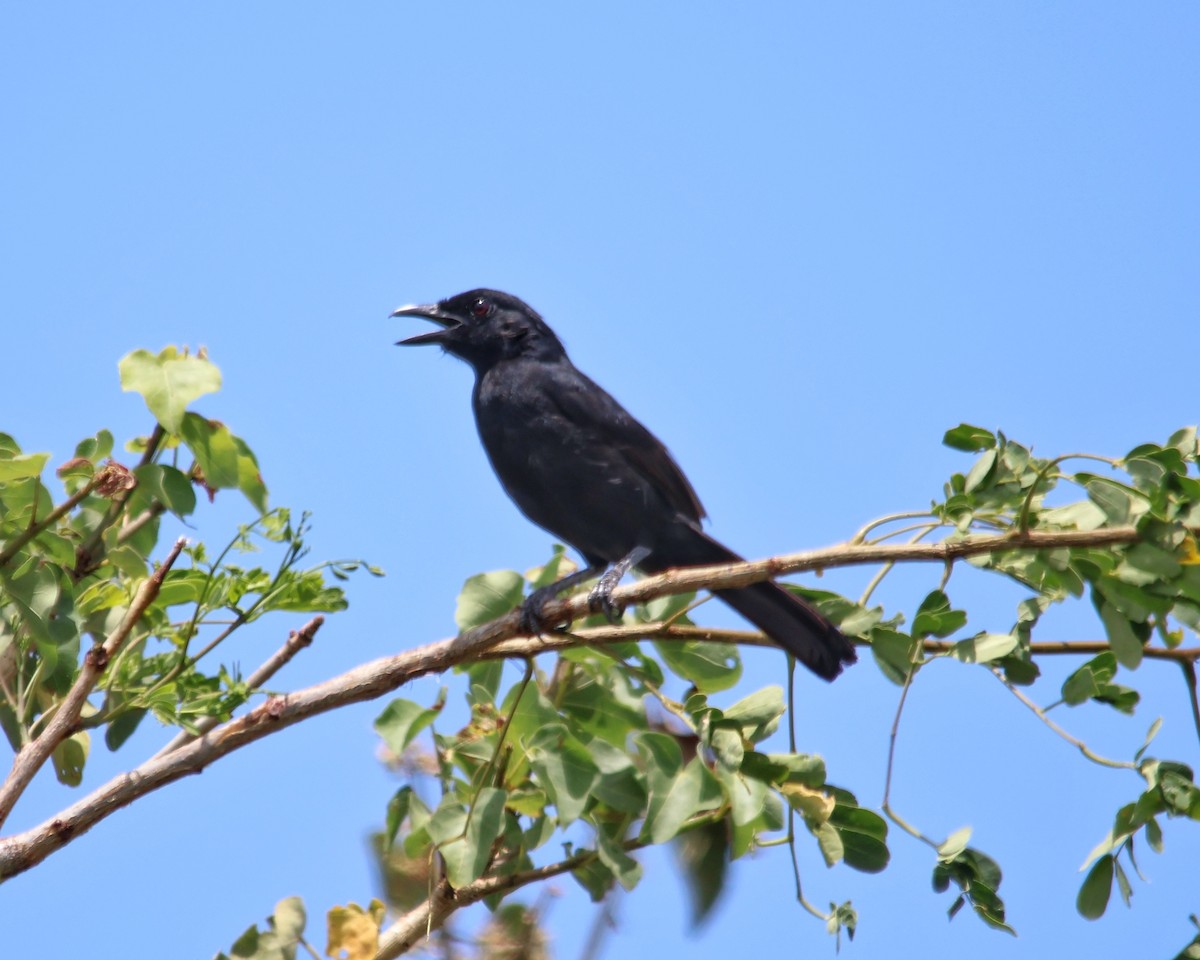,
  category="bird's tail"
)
[642,529,856,681]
